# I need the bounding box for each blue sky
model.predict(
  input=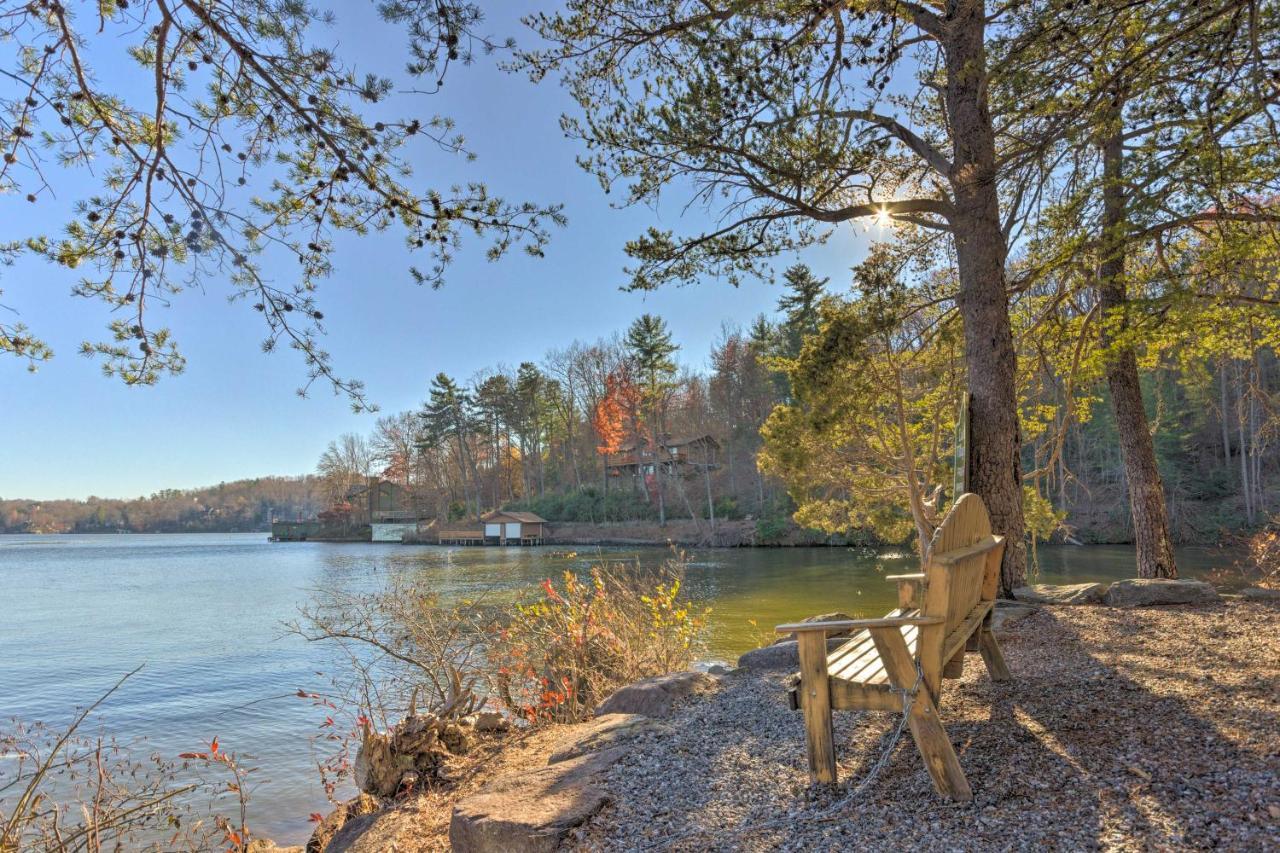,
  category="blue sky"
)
[0,2,875,500]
